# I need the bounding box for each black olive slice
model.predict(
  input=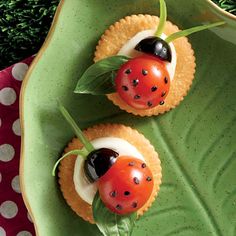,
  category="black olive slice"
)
[84,148,119,183]
[135,36,172,62]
